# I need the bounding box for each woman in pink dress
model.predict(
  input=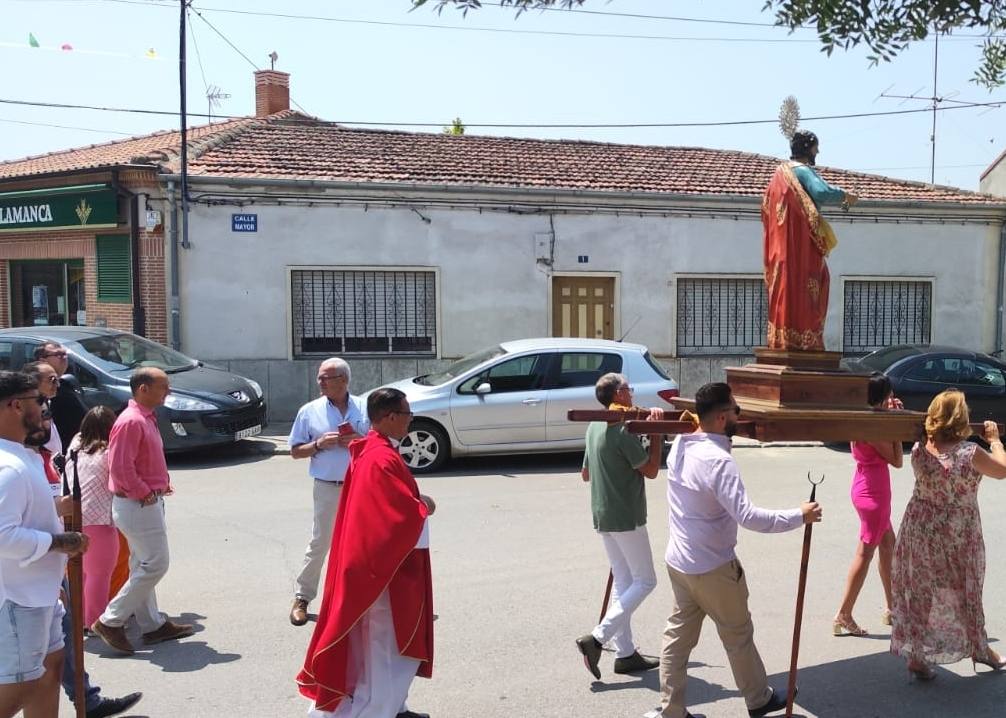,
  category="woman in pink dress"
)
[69,406,119,628]
[891,389,1006,680]
[833,373,904,636]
